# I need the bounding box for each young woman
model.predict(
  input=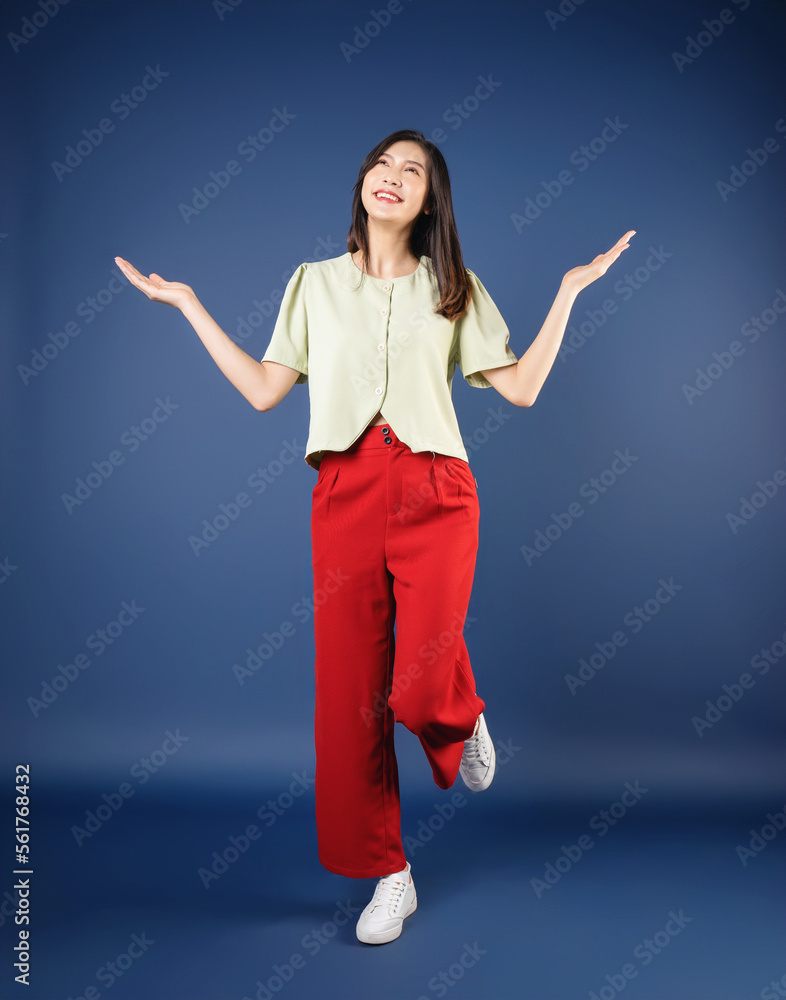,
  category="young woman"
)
[115,128,633,946]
